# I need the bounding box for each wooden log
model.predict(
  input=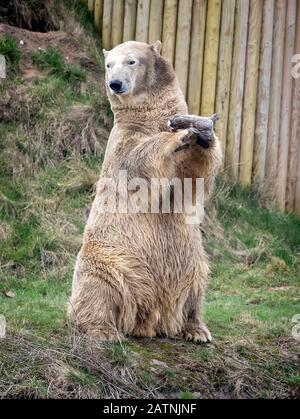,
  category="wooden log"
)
[253,0,274,184]
[187,0,207,115]
[88,0,94,13]
[123,0,137,42]
[111,0,125,47]
[94,0,103,32]
[135,0,151,42]
[162,0,177,65]
[169,113,219,131]
[174,0,193,98]
[226,0,250,179]
[265,0,286,194]
[215,0,235,166]
[277,0,297,212]
[169,114,219,151]
[200,0,222,116]
[239,0,263,185]
[148,0,164,44]
[287,2,300,213]
[102,0,113,50]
